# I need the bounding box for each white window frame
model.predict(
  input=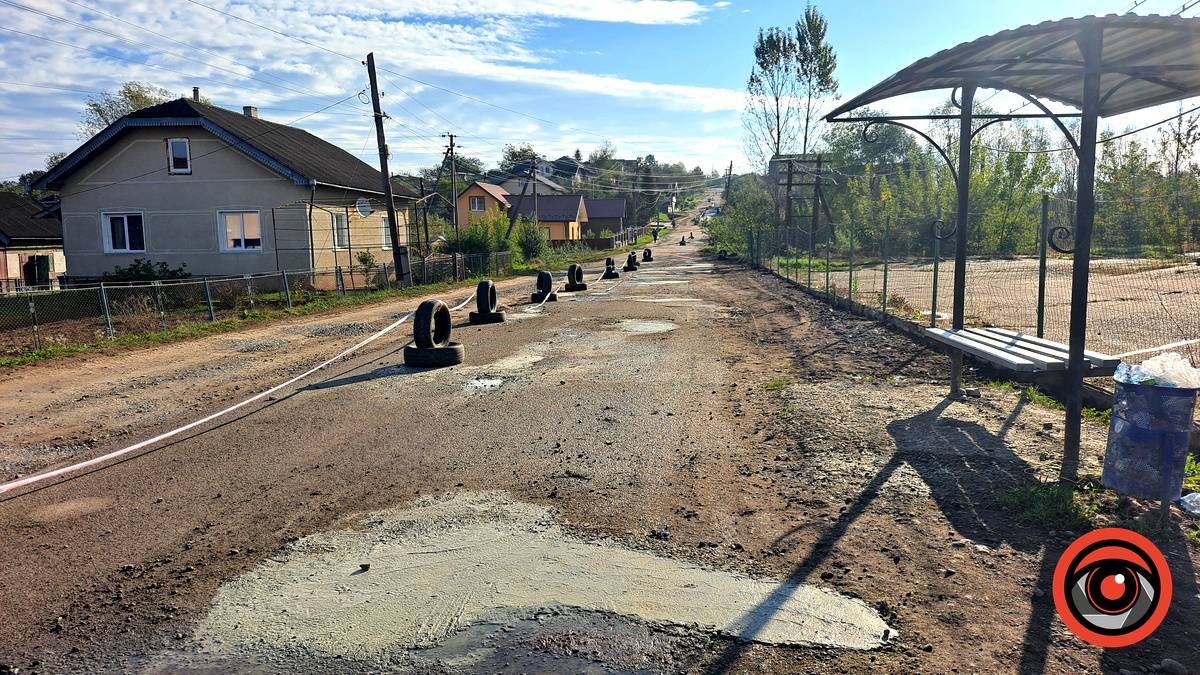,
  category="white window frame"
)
[103,212,146,253]
[331,212,350,250]
[381,215,392,250]
[219,210,263,252]
[469,196,485,212]
[167,138,191,175]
